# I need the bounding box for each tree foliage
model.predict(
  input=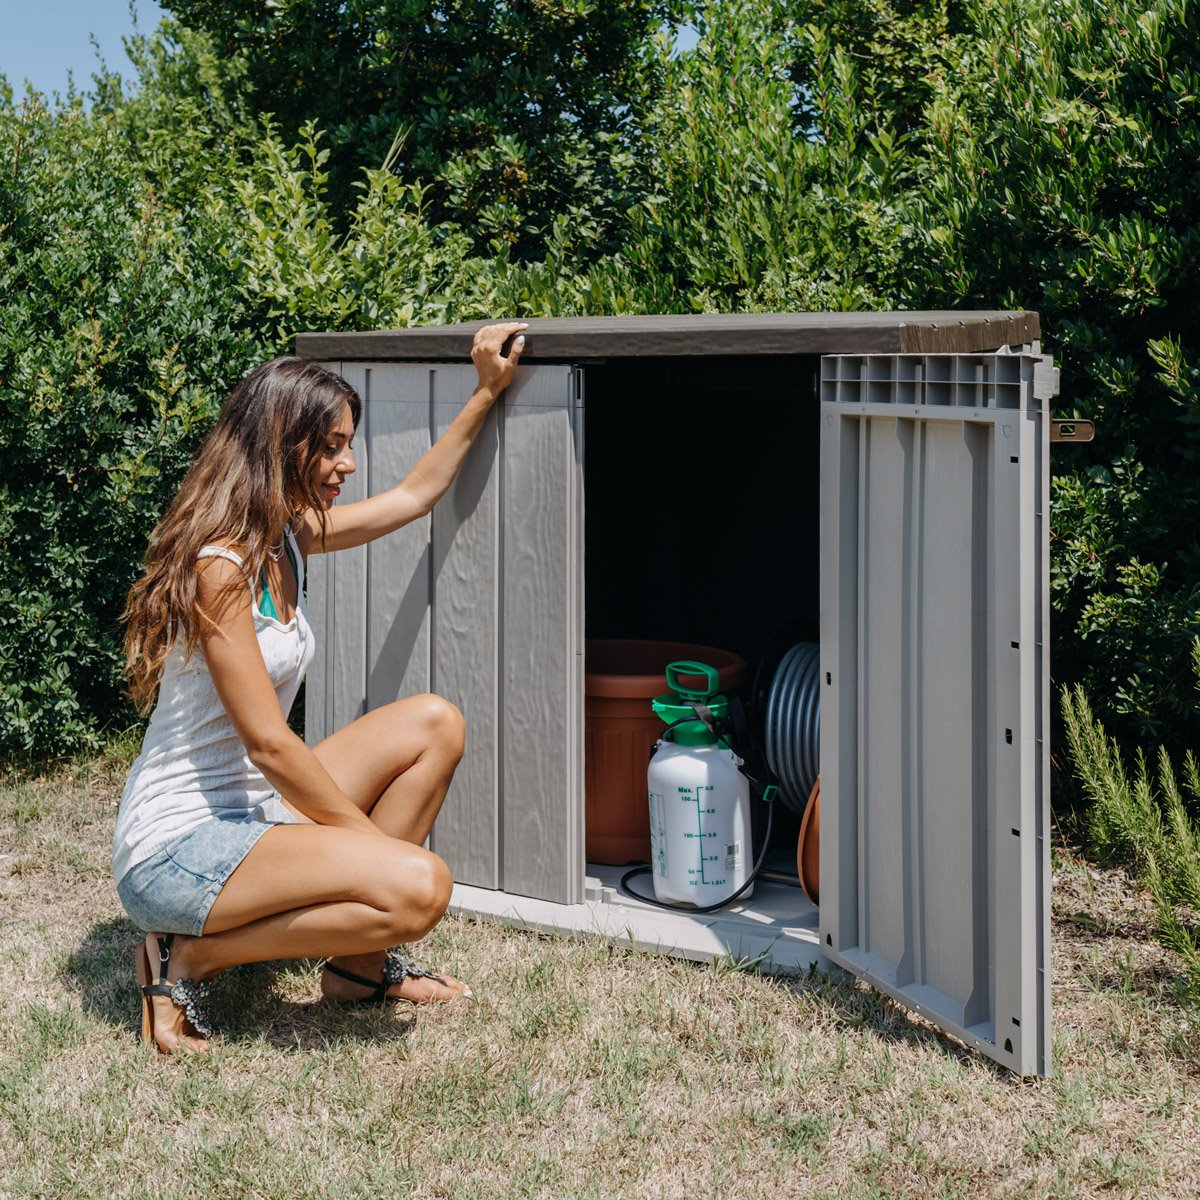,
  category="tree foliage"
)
[892,0,1200,747]
[160,0,681,254]
[0,95,264,756]
[2,0,1199,761]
